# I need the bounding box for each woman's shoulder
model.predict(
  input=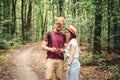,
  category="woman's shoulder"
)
[71,38,77,42]
[70,38,77,44]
